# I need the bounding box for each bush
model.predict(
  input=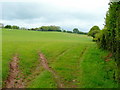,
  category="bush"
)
[66,31,72,33]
